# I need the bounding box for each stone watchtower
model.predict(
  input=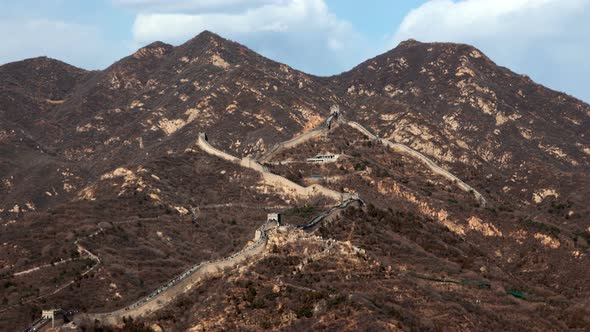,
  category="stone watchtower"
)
[327,105,341,130]
[330,104,340,115]
[267,213,281,225]
[42,309,58,328]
